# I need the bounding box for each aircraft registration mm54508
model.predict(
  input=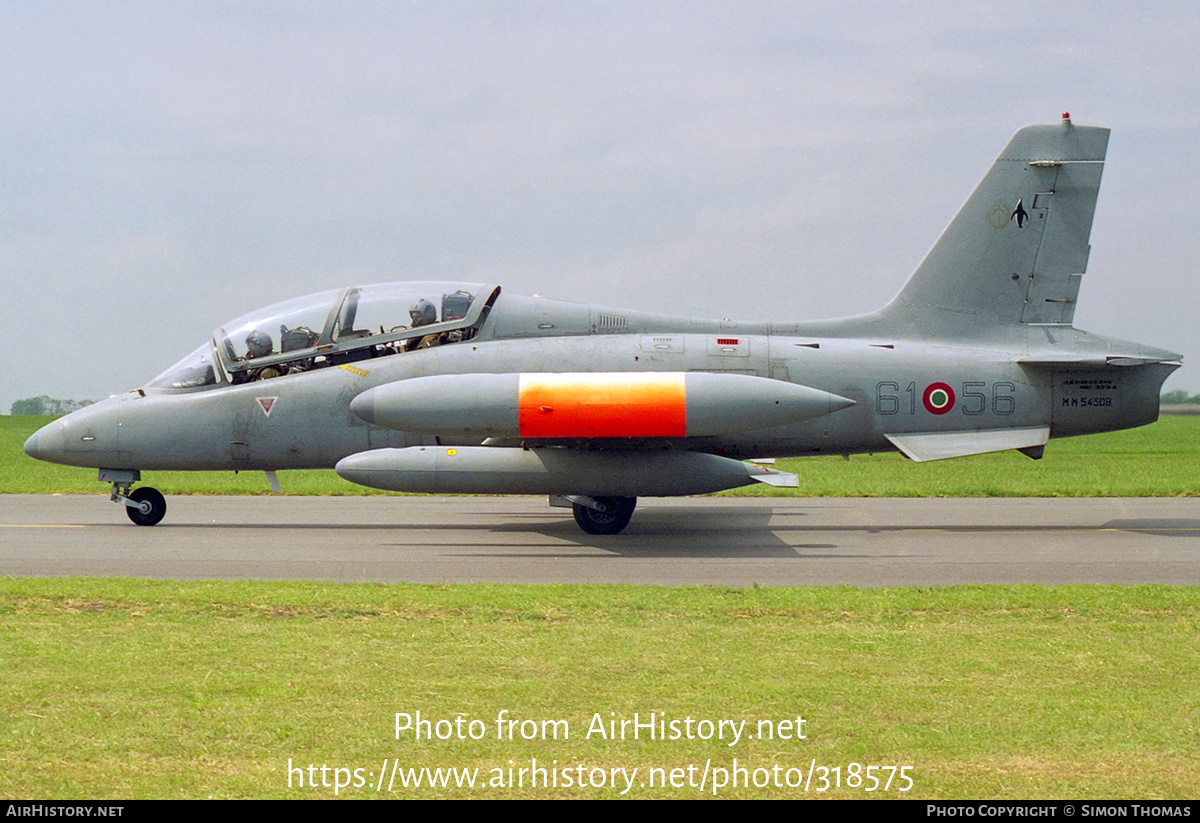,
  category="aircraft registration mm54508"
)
[23,115,1182,534]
